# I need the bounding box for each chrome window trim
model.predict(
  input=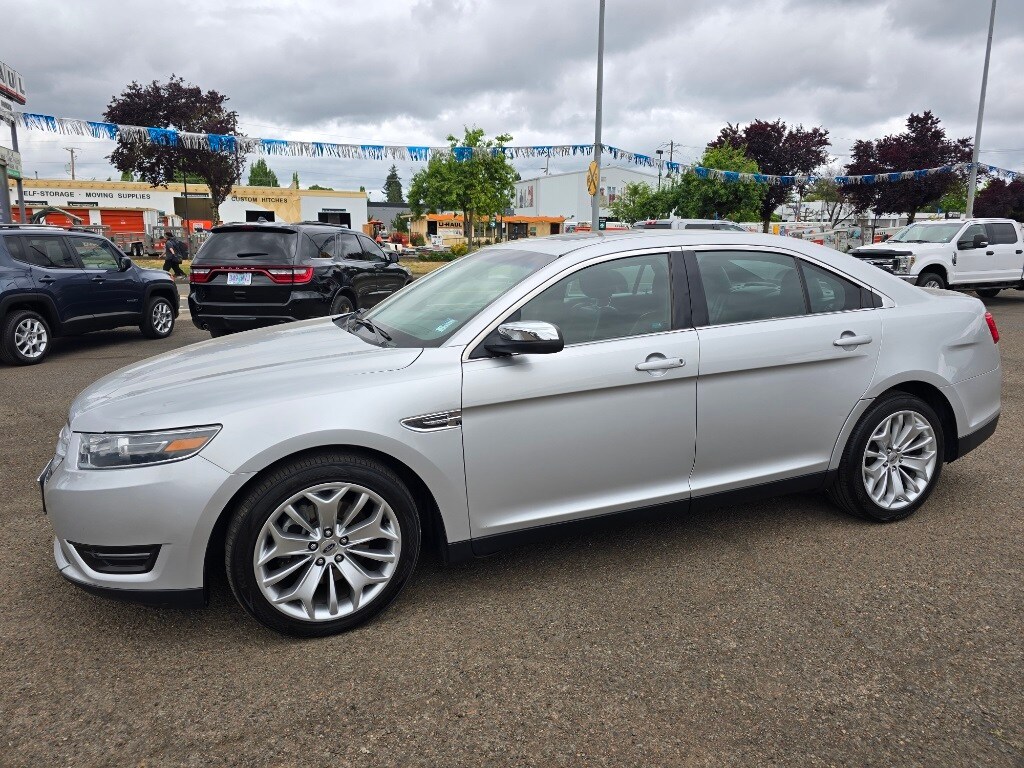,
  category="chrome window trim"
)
[459,246,683,363]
